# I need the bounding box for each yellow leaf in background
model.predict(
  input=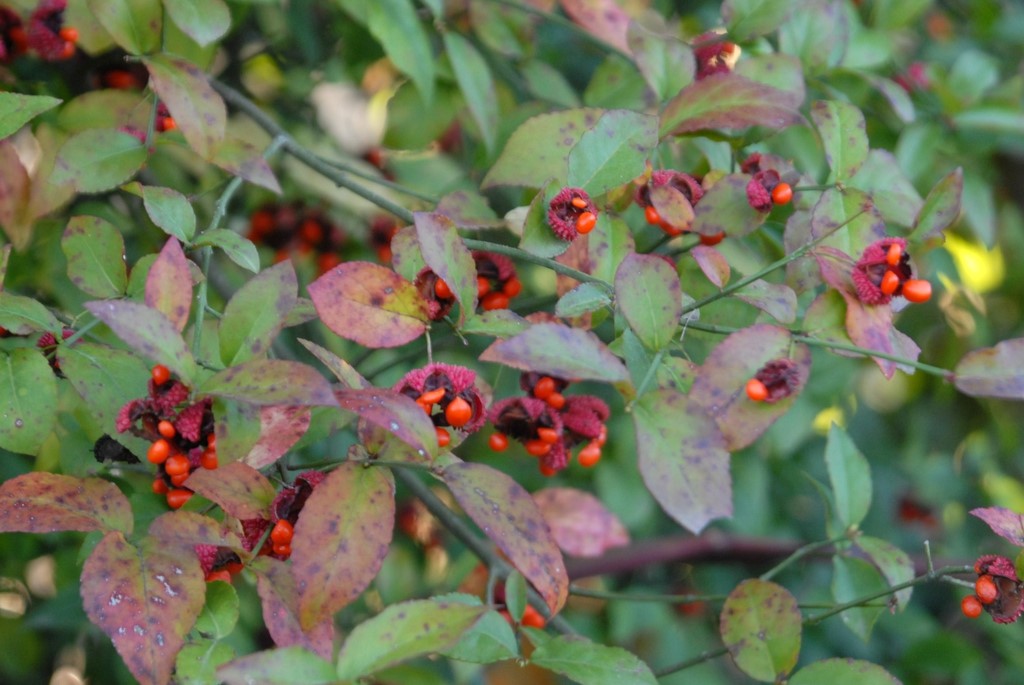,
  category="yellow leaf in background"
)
[944,233,1004,293]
